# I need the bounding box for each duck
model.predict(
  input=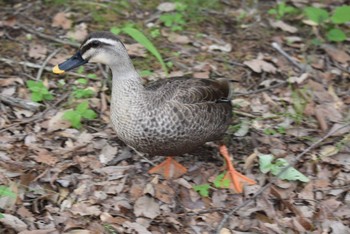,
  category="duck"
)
[53,31,256,193]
